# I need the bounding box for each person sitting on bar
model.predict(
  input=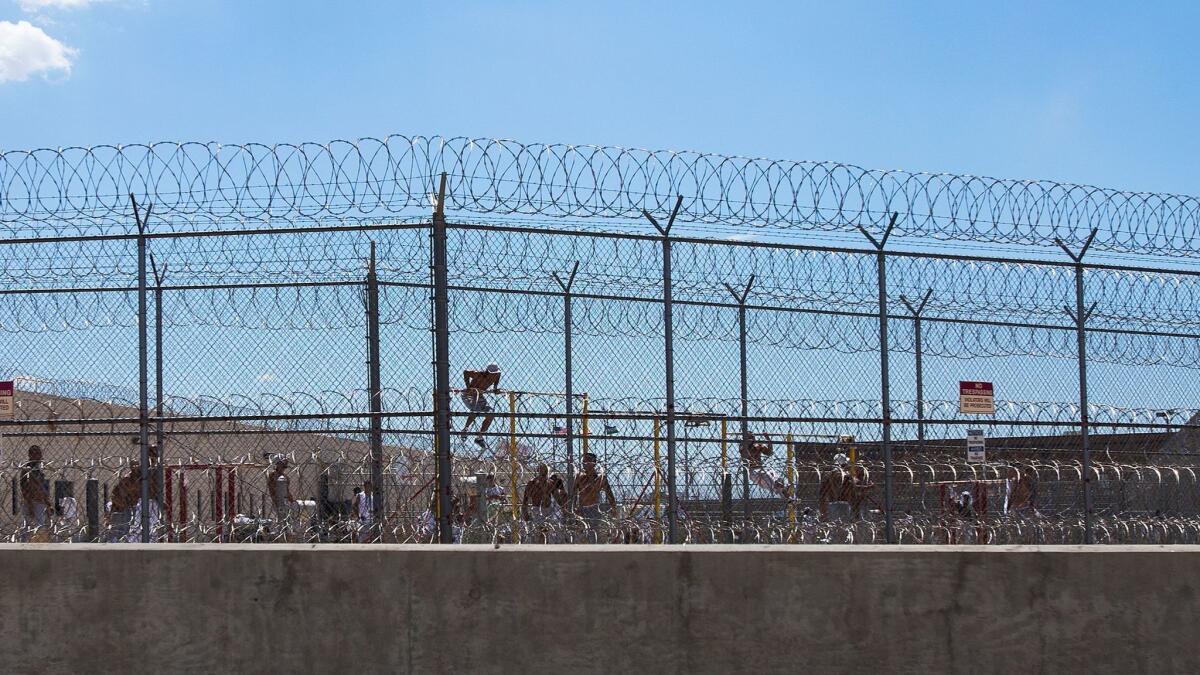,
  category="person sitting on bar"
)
[461,362,502,449]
